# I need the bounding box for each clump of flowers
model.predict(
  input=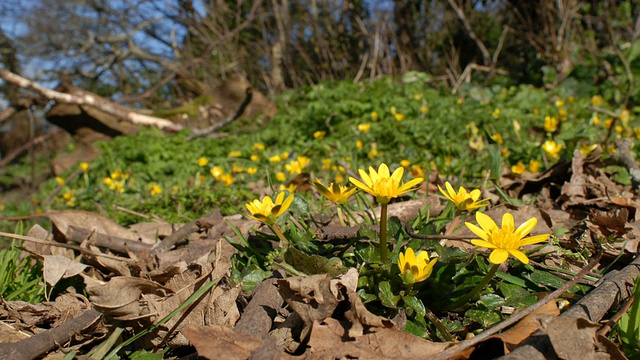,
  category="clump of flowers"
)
[544,116,559,133]
[285,156,310,175]
[511,161,526,175]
